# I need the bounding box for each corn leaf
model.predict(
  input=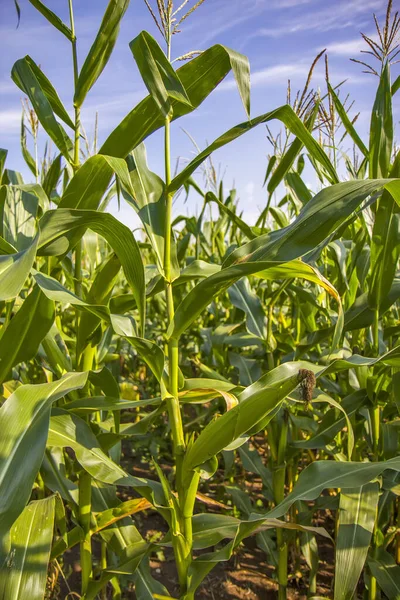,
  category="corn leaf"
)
[123,144,180,279]
[328,83,369,158]
[368,549,400,599]
[11,58,73,160]
[266,456,400,519]
[183,363,309,471]
[28,0,73,41]
[0,235,38,301]
[74,0,130,107]
[130,31,191,118]
[25,56,75,129]
[167,260,342,344]
[100,44,250,157]
[0,372,87,539]
[37,208,145,333]
[33,271,163,380]
[0,496,56,599]
[169,105,338,193]
[369,63,393,178]
[225,179,398,266]
[334,483,379,600]
[228,278,268,339]
[0,285,54,384]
